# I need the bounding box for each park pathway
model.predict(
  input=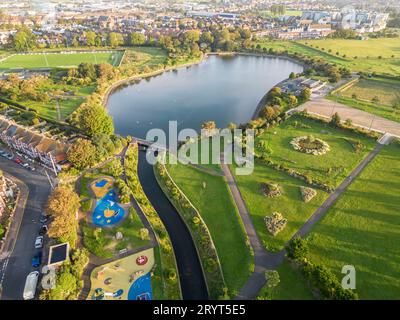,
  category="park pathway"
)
[220,141,385,299]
